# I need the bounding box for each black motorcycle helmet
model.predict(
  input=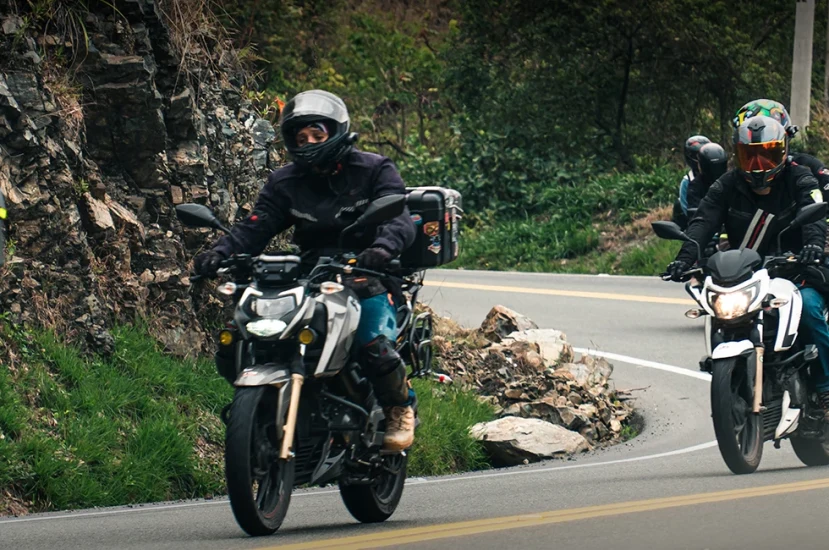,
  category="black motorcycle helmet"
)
[698,143,728,184]
[733,115,788,192]
[684,135,711,176]
[279,90,358,170]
